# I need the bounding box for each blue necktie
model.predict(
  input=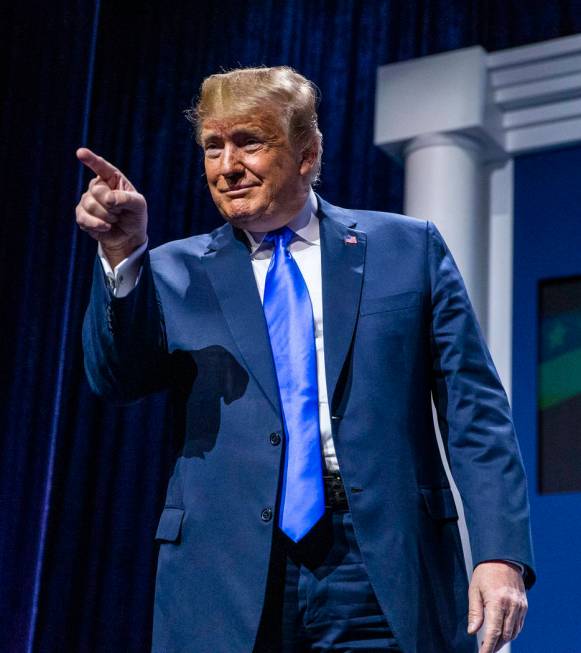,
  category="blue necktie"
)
[262,226,325,542]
